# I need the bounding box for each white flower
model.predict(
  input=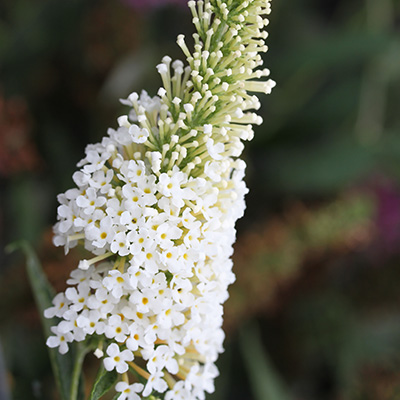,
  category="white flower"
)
[57,310,86,341]
[186,363,219,397]
[78,148,109,173]
[104,343,133,373]
[67,266,96,287]
[120,209,143,231]
[110,232,131,256]
[204,161,223,182]
[206,138,224,160]
[56,204,76,233]
[121,185,149,210]
[139,245,161,274]
[126,264,152,290]
[76,310,105,335]
[115,382,144,400]
[165,381,193,400]
[87,287,119,314]
[73,170,90,187]
[129,124,149,144]
[157,301,185,330]
[120,160,146,181]
[76,188,106,215]
[159,246,183,273]
[105,197,123,218]
[89,169,114,194]
[126,325,146,351]
[129,289,154,314]
[44,293,69,318]
[146,345,179,375]
[136,177,158,206]
[143,322,166,345]
[103,270,131,299]
[86,216,114,248]
[46,326,73,354]
[154,222,182,249]
[104,315,130,343]
[157,170,194,208]
[142,371,168,397]
[65,285,90,312]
